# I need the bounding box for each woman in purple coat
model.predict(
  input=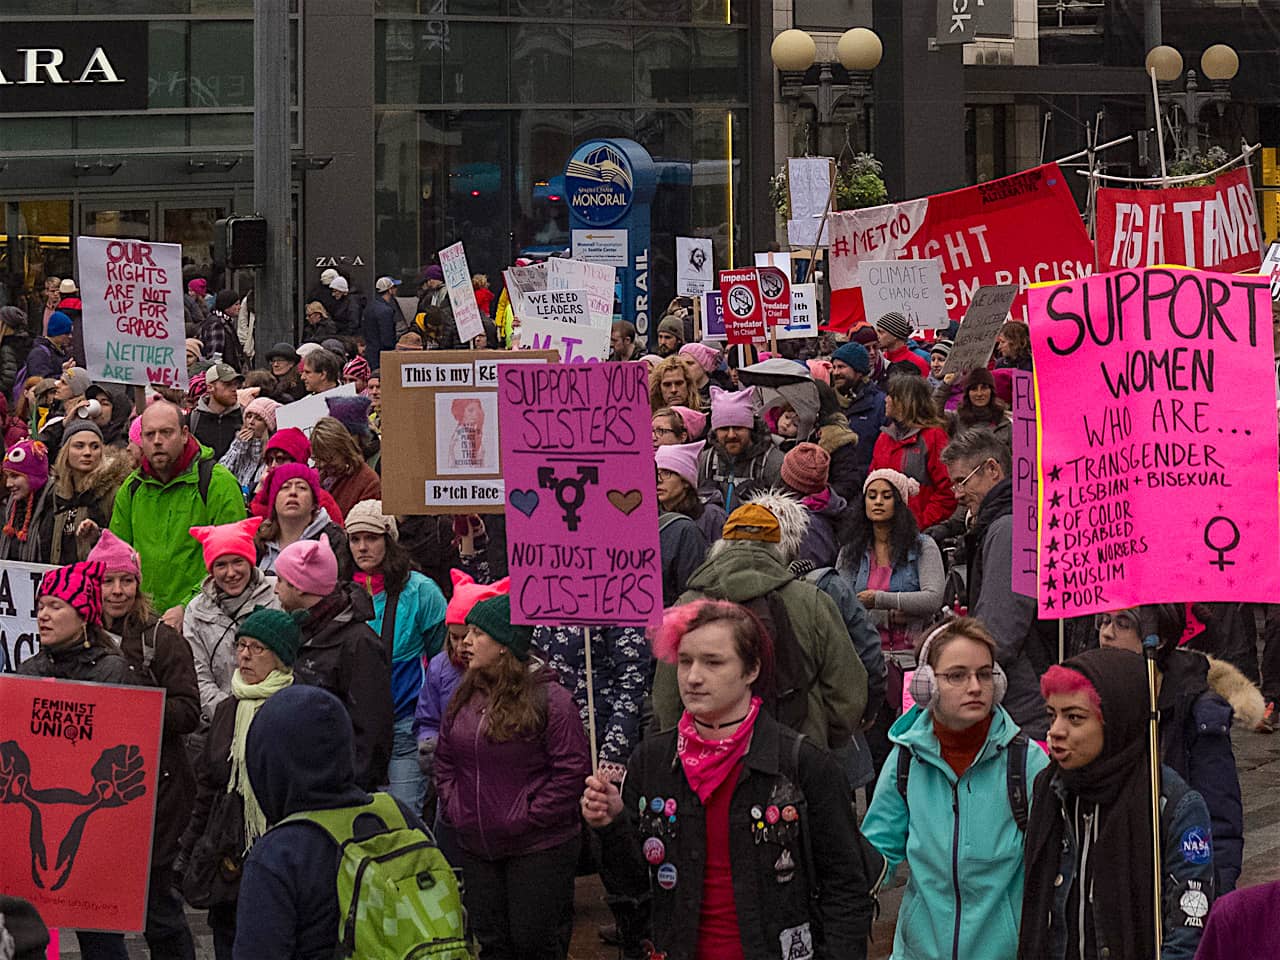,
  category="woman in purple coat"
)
[435,593,591,960]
